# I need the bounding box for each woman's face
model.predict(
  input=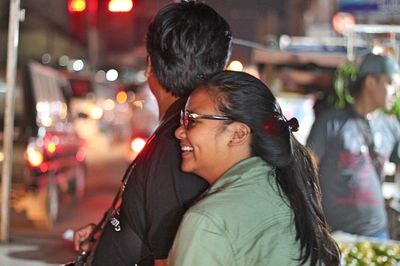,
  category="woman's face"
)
[175,88,234,184]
